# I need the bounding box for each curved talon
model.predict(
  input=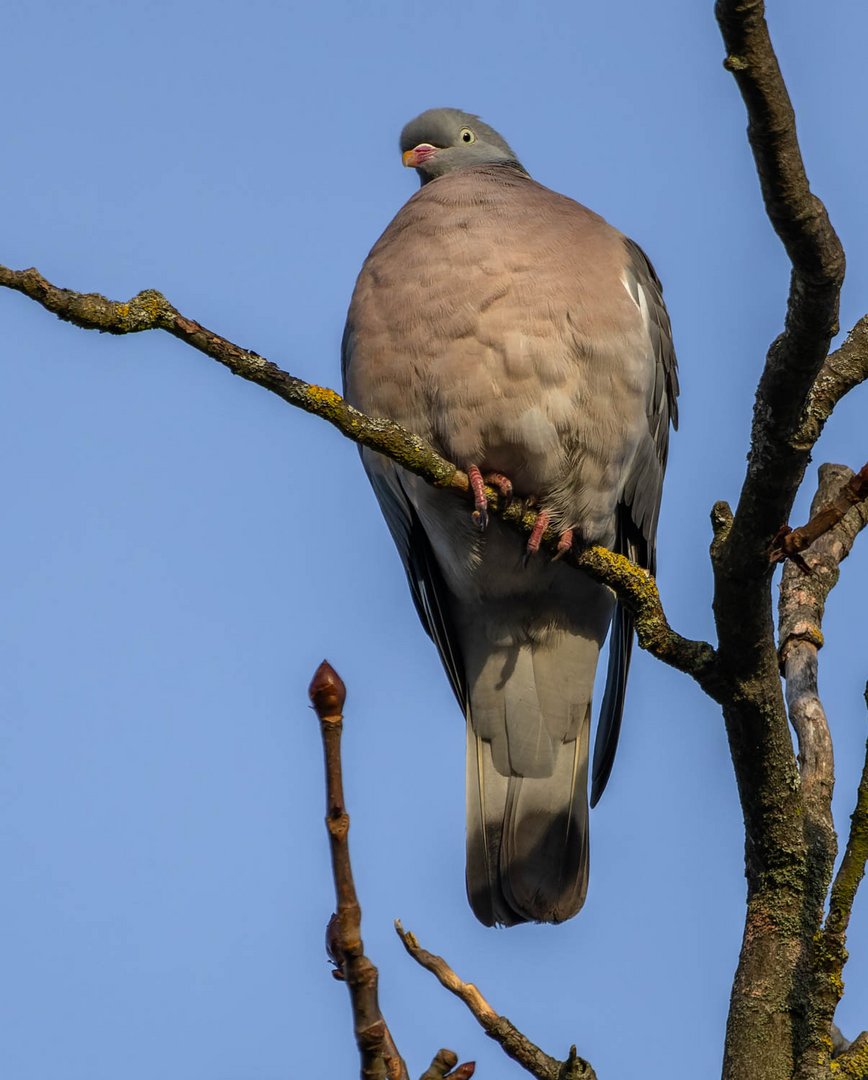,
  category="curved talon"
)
[483,471,513,504]
[524,510,550,564]
[467,464,489,530]
[553,528,574,561]
[525,515,574,564]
